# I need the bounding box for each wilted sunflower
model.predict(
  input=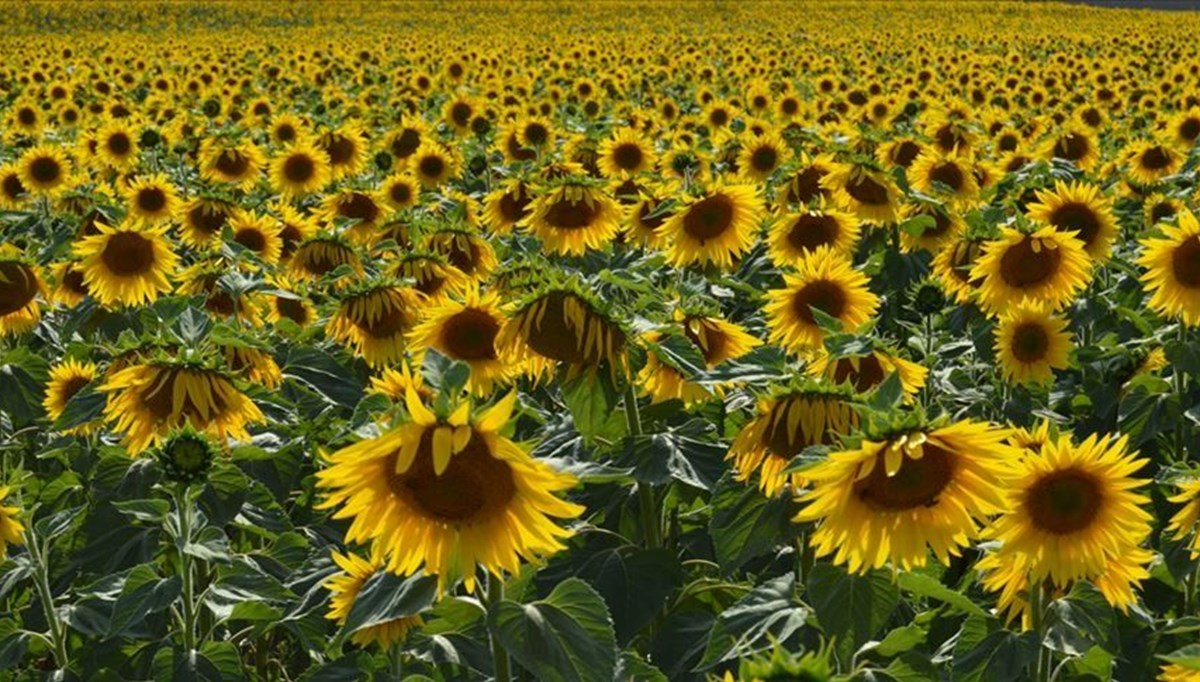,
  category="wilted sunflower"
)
[389,252,470,301]
[971,226,1092,315]
[288,234,363,284]
[525,183,623,255]
[324,551,423,648]
[317,390,583,592]
[0,251,43,336]
[43,357,100,434]
[737,130,791,183]
[427,228,497,280]
[994,304,1073,385]
[1026,181,1118,261]
[482,179,533,234]
[1123,139,1183,187]
[269,140,331,198]
[729,384,857,497]
[408,287,520,395]
[100,361,265,455]
[806,347,927,396]
[822,162,901,224]
[123,173,179,225]
[598,127,656,178]
[767,205,860,266]
[318,124,369,180]
[1167,478,1200,560]
[328,281,426,367]
[18,144,71,196]
[0,486,23,560]
[659,183,762,269]
[223,344,283,390]
[1137,207,1200,326]
[497,285,627,382]
[74,221,178,308]
[765,246,879,354]
[985,432,1151,591]
[200,139,265,190]
[796,420,1016,574]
